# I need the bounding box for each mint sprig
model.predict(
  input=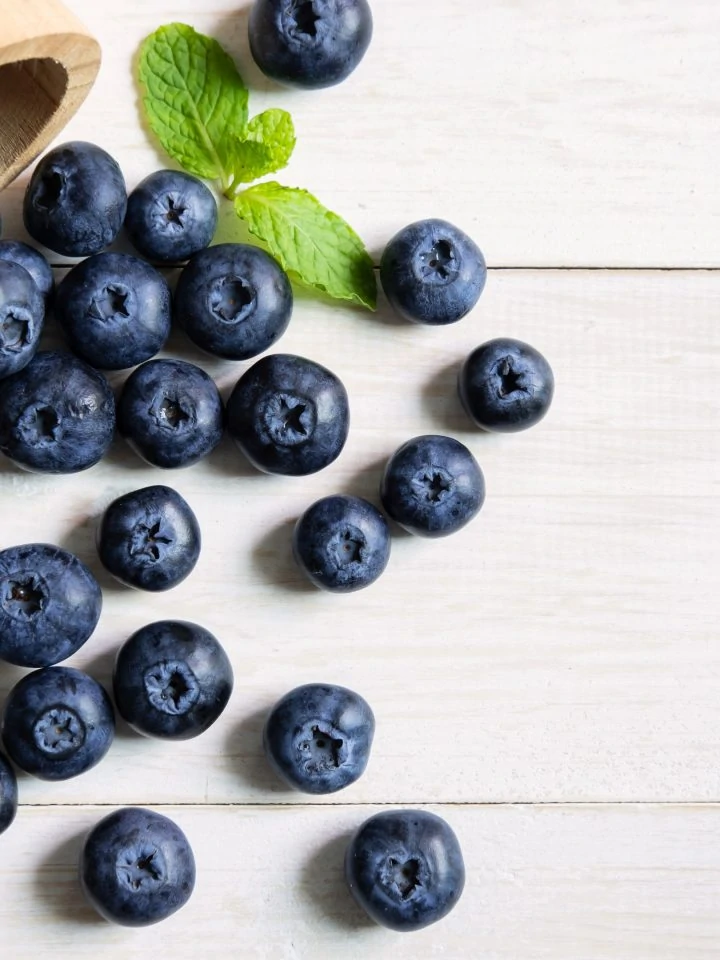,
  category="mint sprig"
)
[138,23,376,310]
